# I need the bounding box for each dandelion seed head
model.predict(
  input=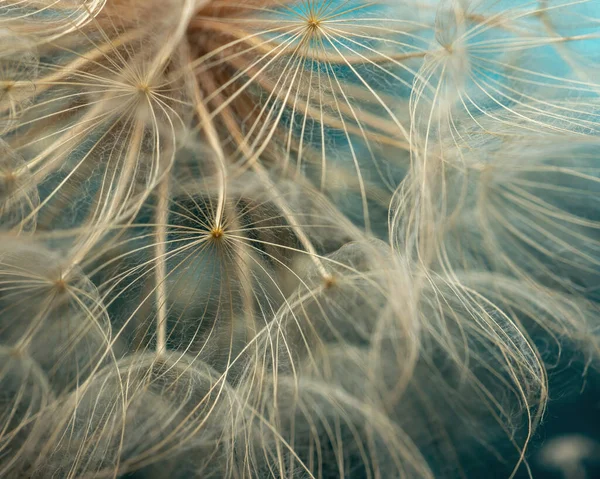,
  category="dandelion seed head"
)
[1,0,599,477]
